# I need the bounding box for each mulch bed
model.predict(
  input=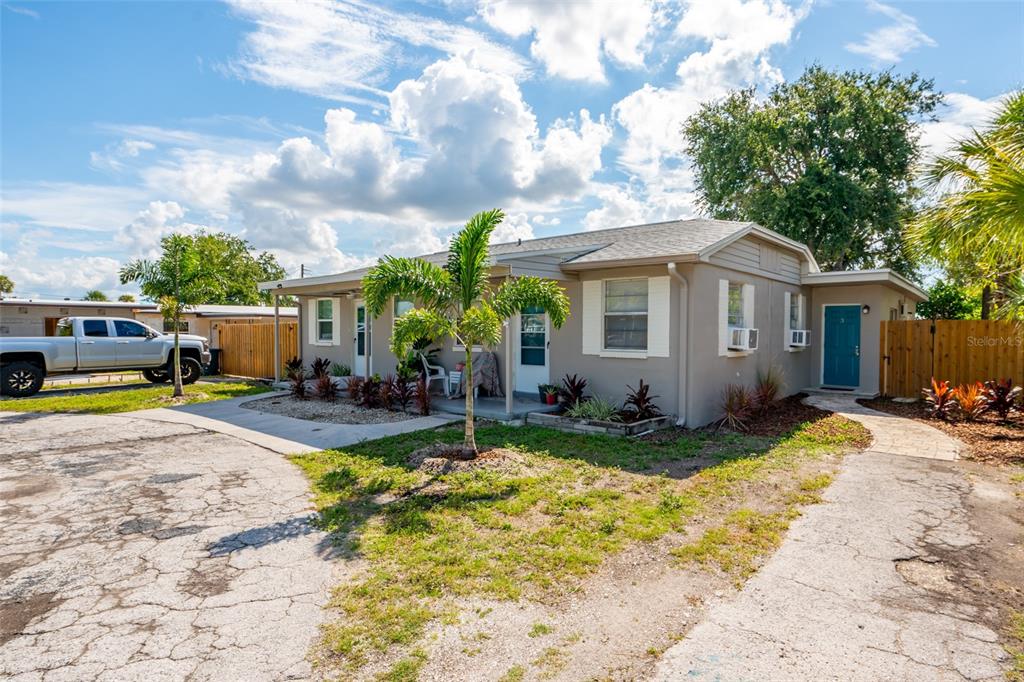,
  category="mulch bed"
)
[408,443,528,475]
[860,398,1024,466]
